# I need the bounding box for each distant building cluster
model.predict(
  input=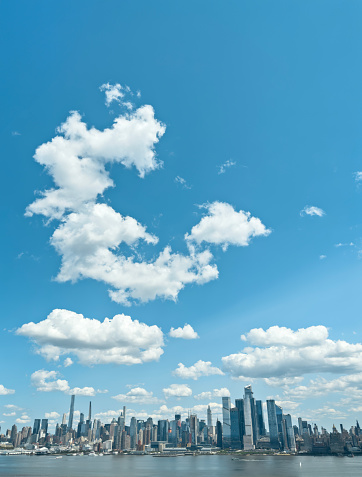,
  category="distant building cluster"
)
[1,386,362,455]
